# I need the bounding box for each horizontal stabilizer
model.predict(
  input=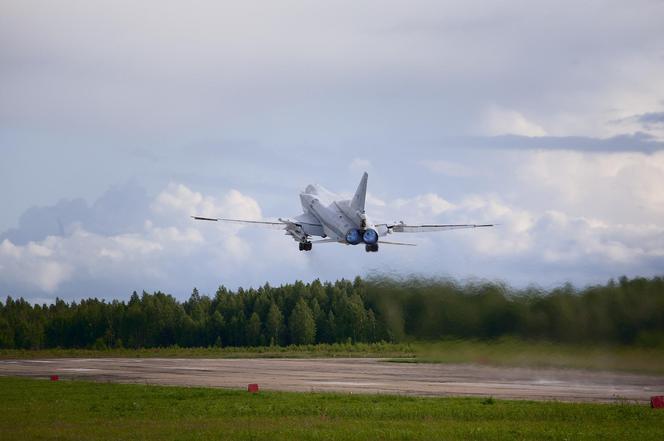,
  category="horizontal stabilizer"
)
[292,212,323,227]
